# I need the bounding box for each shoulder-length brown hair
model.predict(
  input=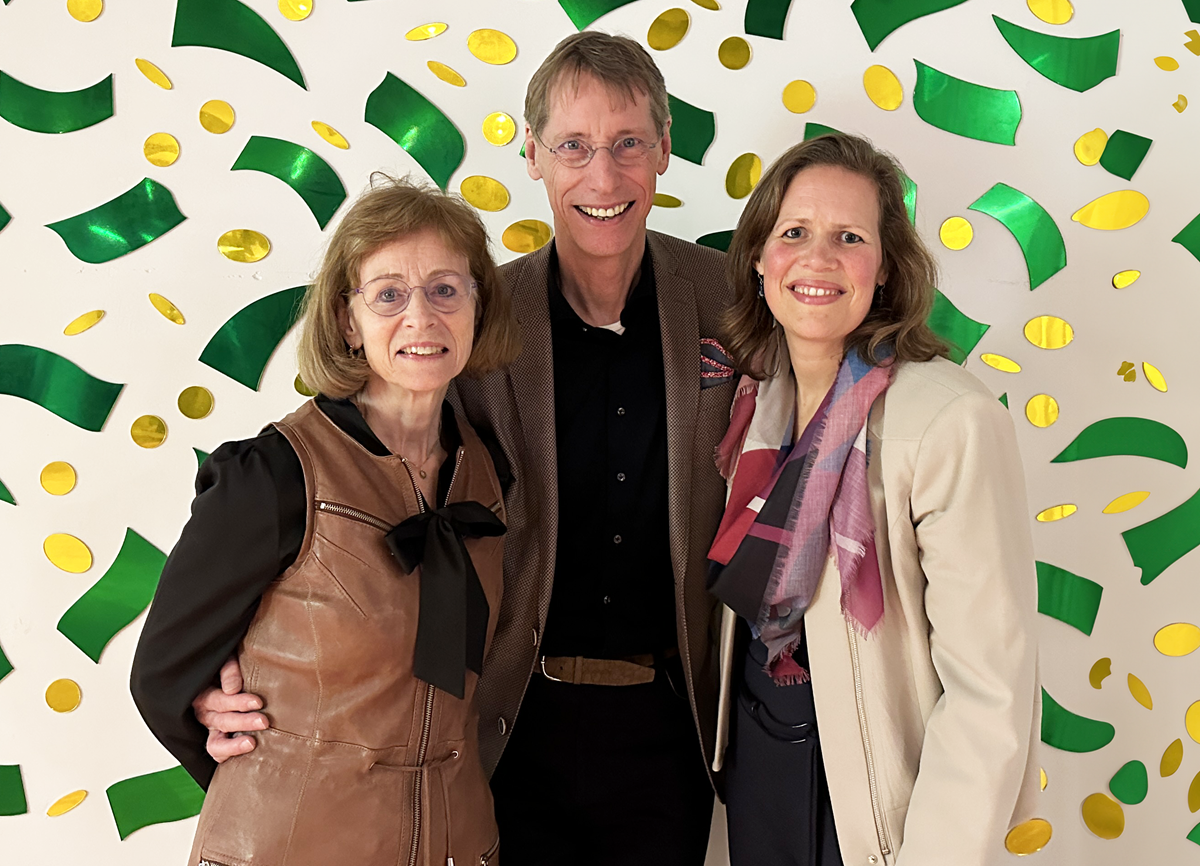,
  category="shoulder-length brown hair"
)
[723,133,948,379]
[298,174,519,398]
